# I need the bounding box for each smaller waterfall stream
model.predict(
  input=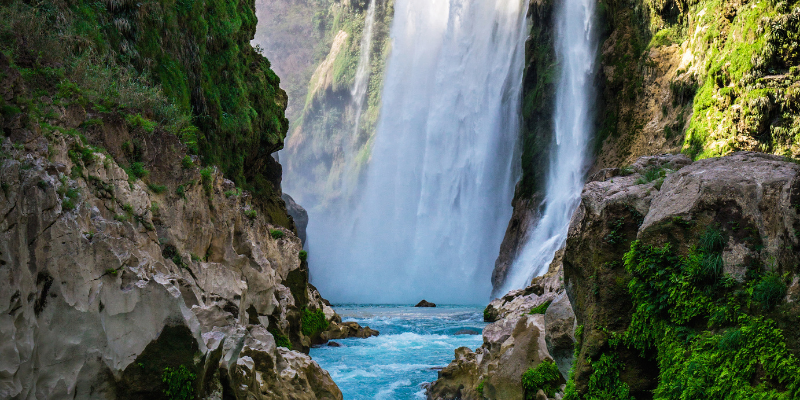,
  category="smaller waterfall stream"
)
[500,0,598,293]
[350,0,377,137]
